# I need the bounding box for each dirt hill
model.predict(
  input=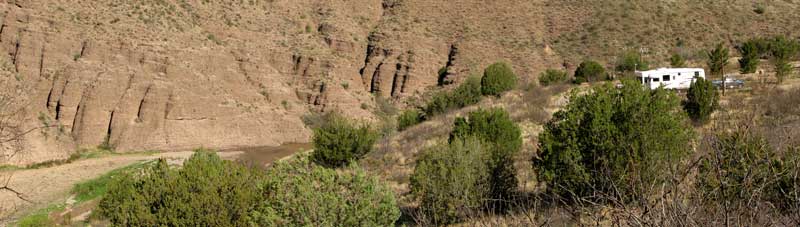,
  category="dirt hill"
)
[1,0,799,164]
